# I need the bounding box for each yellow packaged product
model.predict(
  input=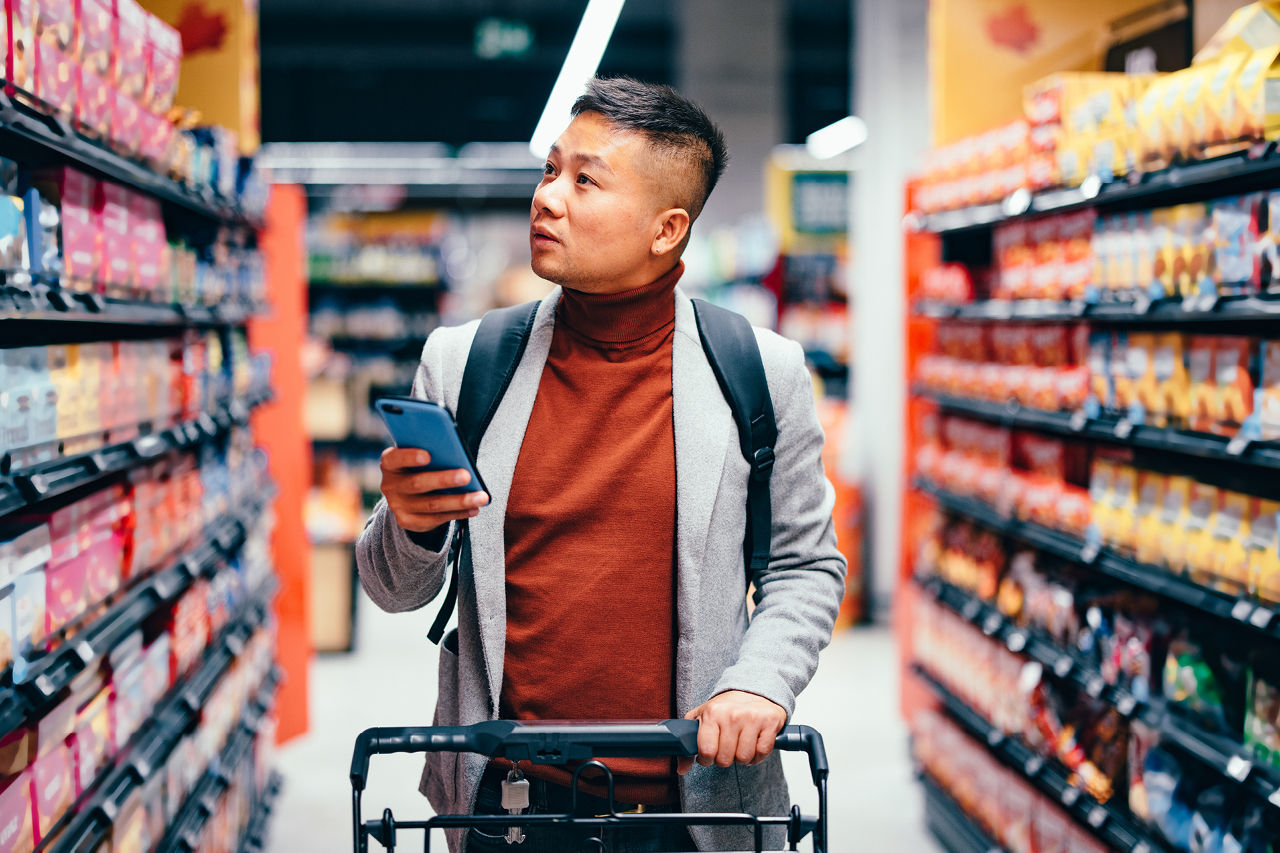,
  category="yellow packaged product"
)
[1232,45,1280,143]
[1179,63,1219,158]
[1160,475,1195,572]
[1207,491,1252,594]
[1133,472,1167,566]
[1184,482,1221,583]
[1258,340,1280,440]
[1130,332,1160,425]
[1086,458,1116,548]
[1155,333,1190,426]
[1194,2,1280,65]
[1136,76,1169,164]
[1109,464,1140,554]
[1151,208,1177,298]
[1112,332,1137,416]
[1205,53,1250,145]
[1248,498,1280,601]
[1056,132,1092,188]
[1159,71,1193,165]
[49,344,79,442]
